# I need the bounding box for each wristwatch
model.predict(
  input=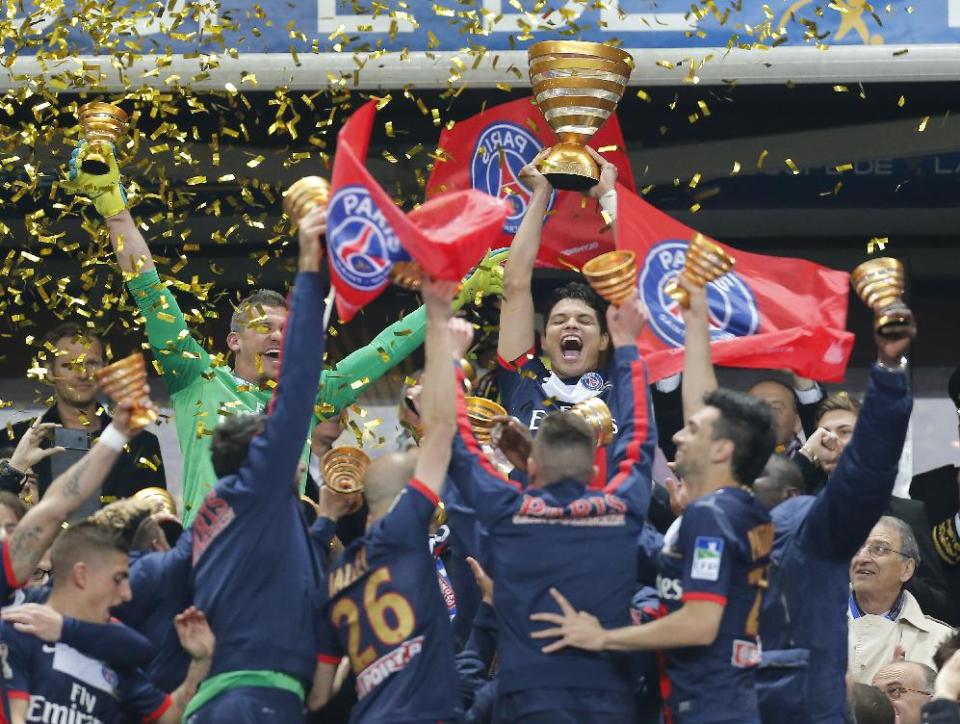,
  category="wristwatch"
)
[876,355,908,373]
